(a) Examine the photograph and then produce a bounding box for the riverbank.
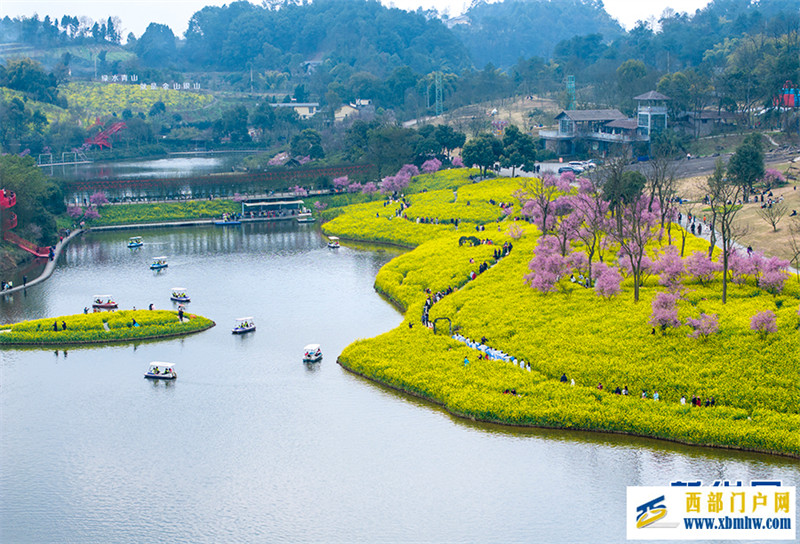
[0,309,215,346]
[322,171,800,457]
[1,228,85,295]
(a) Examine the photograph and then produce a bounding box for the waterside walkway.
[2,228,85,295]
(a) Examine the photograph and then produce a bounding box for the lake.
[1,222,797,543]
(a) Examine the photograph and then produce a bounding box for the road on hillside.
[502,147,798,181]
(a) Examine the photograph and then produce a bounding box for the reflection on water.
[1,222,797,544]
[45,154,246,181]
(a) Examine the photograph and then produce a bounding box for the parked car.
[559,165,583,174]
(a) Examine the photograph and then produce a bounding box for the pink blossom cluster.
[649,291,681,333]
[313,201,327,211]
[379,164,419,194]
[592,262,622,298]
[684,251,721,285]
[83,207,100,220]
[685,313,719,339]
[67,205,83,219]
[291,185,308,196]
[451,156,464,167]
[762,168,786,185]
[347,182,363,193]
[333,176,349,189]
[361,182,378,194]
[653,245,685,291]
[89,192,109,206]
[268,152,289,166]
[750,310,777,337]
[421,158,442,173]
[525,237,568,293]
[296,155,311,165]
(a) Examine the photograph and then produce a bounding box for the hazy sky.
[3,0,712,40]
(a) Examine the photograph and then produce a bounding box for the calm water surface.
[1,223,797,543]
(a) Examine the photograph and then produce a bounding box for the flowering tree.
[333,176,349,190]
[649,291,681,334]
[67,205,84,219]
[291,185,308,196]
[762,168,786,187]
[361,182,378,194]
[396,164,420,179]
[571,179,611,285]
[89,192,109,206]
[551,196,582,257]
[451,156,464,168]
[755,254,790,294]
[728,249,758,285]
[347,182,363,193]
[268,152,289,166]
[297,155,311,165]
[684,250,721,285]
[525,237,569,293]
[505,224,524,240]
[313,201,327,211]
[593,262,622,299]
[421,158,442,173]
[83,207,101,220]
[517,173,570,236]
[610,195,662,302]
[653,245,684,291]
[685,313,719,340]
[750,310,777,339]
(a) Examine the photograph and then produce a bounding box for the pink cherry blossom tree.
[727,249,758,285]
[649,291,681,334]
[83,207,100,220]
[451,156,464,167]
[571,179,611,285]
[525,237,569,293]
[755,254,790,294]
[516,173,569,236]
[361,182,378,194]
[684,250,721,285]
[750,310,777,339]
[610,195,662,302]
[313,201,327,211]
[653,245,684,291]
[333,176,349,190]
[89,192,109,206]
[421,158,442,173]
[593,261,622,299]
[685,313,719,340]
[67,205,84,219]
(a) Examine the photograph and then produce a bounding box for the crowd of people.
[560,373,718,406]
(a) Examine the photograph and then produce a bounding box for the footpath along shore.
[2,228,85,295]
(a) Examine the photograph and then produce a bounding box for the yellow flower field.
[325,170,800,457]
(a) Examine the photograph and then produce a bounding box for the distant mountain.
[451,0,624,69]
[182,0,472,76]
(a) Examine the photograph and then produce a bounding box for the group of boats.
[125,235,323,381]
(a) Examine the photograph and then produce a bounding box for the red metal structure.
[1,189,51,258]
[84,121,127,149]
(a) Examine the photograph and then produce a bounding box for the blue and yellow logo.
[636,495,667,529]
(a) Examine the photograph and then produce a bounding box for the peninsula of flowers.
[322,167,800,457]
[0,310,214,345]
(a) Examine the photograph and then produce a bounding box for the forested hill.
[453,0,623,69]
[181,0,471,75]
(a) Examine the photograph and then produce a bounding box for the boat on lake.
[297,212,315,223]
[150,256,168,270]
[214,213,241,226]
[232,317,256,334]
[92,295,118,309]
[327,236,340,249]
[170,288,190,303]
[303,344,322,362]
[127,236,143,248]
[144,362,177,380]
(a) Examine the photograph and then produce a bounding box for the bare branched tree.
[756,202,788,231]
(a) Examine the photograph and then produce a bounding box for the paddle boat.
[214,213,241,226]
[297,211,316,223]
[232,317,256,334]
[144,362,177,380]
[327,236,340,249]
[127,236,143,248]
[302,344,323,362]
[170,288,190,303]
[150,256,168,270]
[92,295,118,309]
